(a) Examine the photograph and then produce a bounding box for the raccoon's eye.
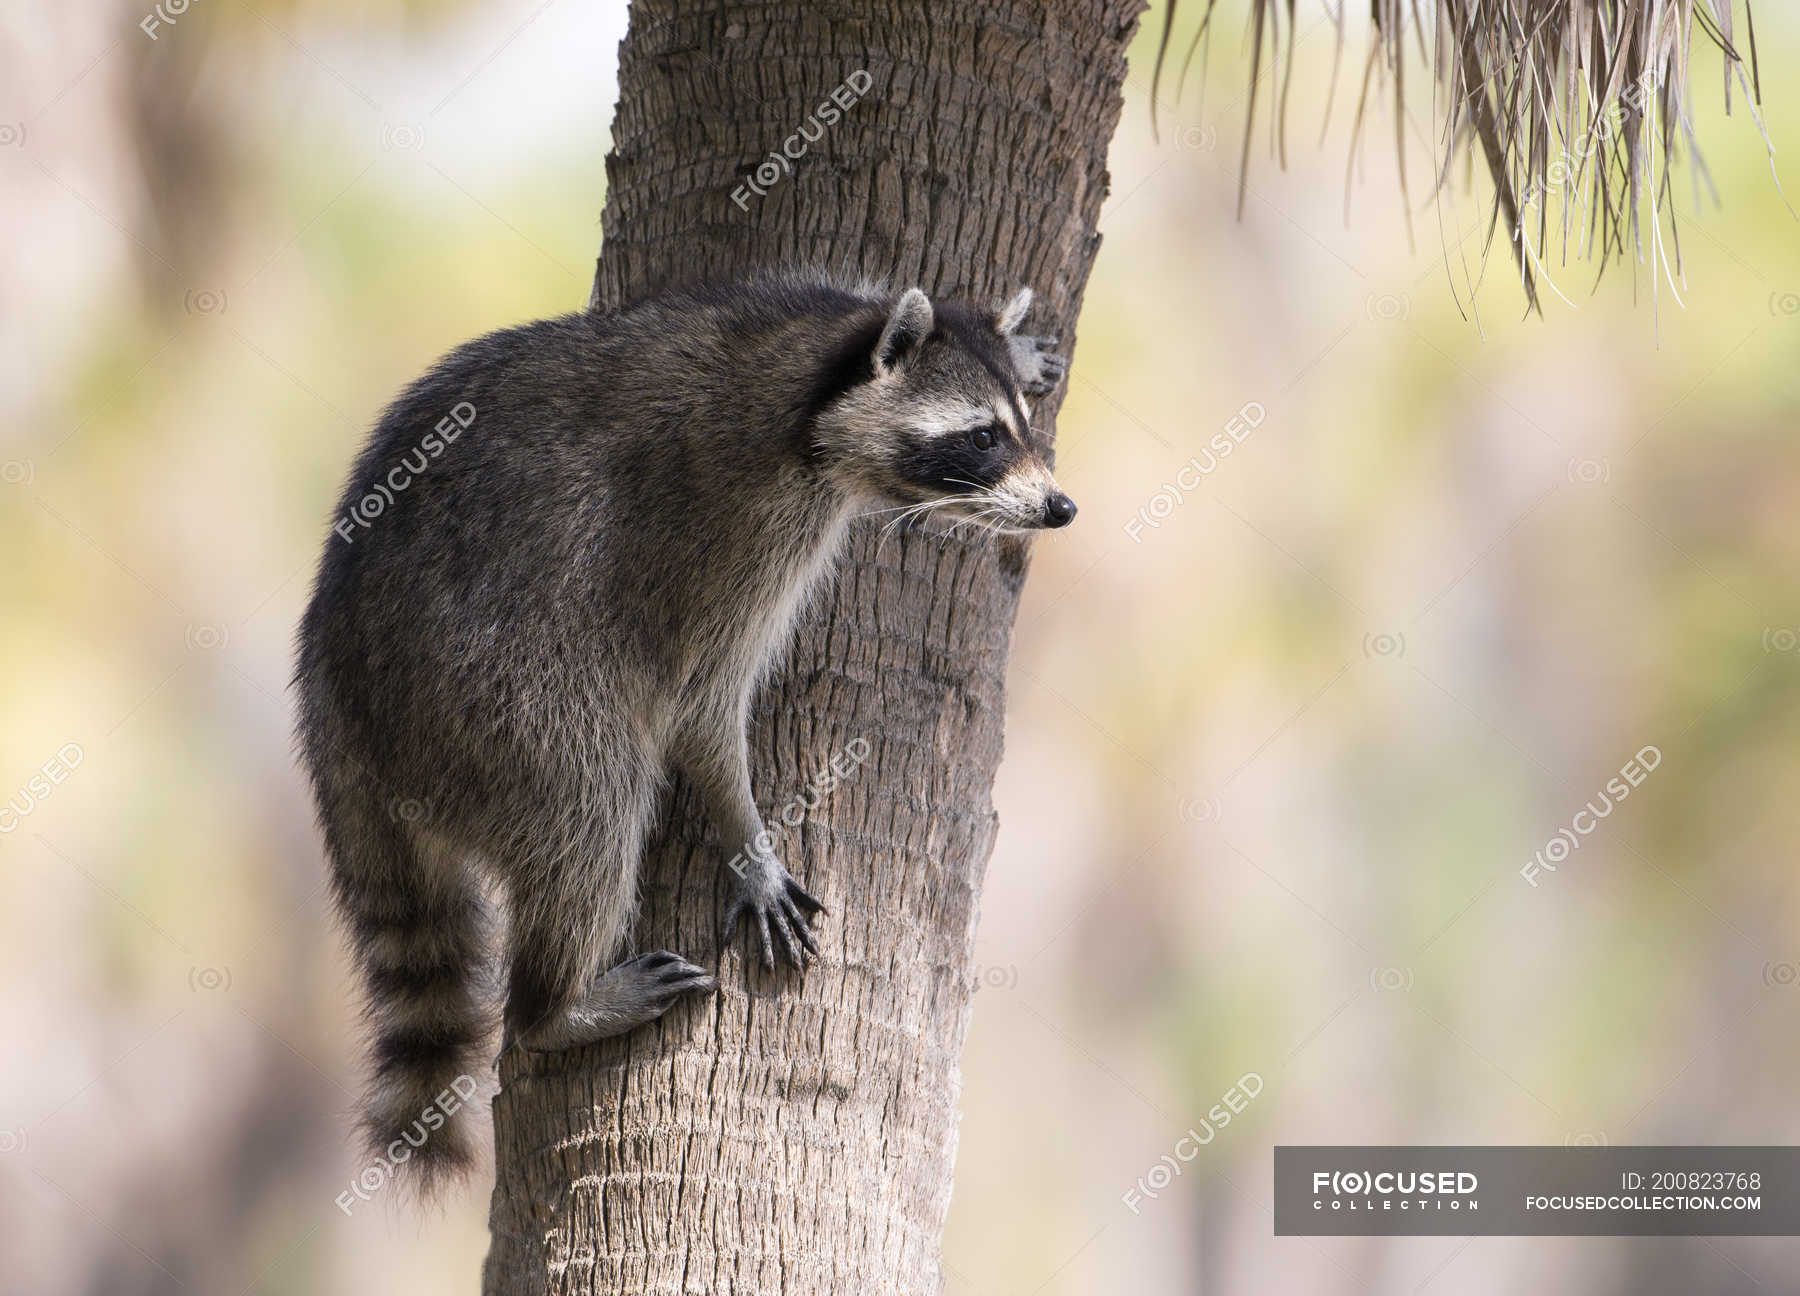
[969,426,995,451]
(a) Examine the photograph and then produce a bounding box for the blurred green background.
[3,2,1798,1292]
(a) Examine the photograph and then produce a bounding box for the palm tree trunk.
[482,2,1141,1291]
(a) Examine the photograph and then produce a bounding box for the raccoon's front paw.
[721,863,824,970]
[1011,334,1068,397]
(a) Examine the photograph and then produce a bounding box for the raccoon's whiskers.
[874,499,941,544]
[973,508,1014,538]
[944,501,1012,541]
[872,494,982,547]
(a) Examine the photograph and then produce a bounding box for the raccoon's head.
[815,286,1077,535]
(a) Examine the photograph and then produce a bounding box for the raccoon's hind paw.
[1014,335,1067,397]
[516,951,716,1051]
[722,865,824,971]
[619,949,715,983]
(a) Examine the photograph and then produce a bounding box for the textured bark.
[482,3,1140,1292]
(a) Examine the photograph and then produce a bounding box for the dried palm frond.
[1155,1,1781,313]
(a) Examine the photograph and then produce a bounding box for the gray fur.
[294,267,1073,1192]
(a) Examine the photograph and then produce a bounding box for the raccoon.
[295,268,1075,1191]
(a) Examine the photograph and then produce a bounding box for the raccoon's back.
[298,277,869,755]
[299,317,654,759]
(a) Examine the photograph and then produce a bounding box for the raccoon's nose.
[1043,493,1077,528]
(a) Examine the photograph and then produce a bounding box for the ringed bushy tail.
[318,784,494,1196]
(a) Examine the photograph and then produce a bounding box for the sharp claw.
[772,914,802,967]
[784,878,824,914]
[789,907,821,957]
[756,911,775,971]
[774,901,797,959]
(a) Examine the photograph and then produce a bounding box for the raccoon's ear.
[995,287,1033,335]
[873,288,933,376]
